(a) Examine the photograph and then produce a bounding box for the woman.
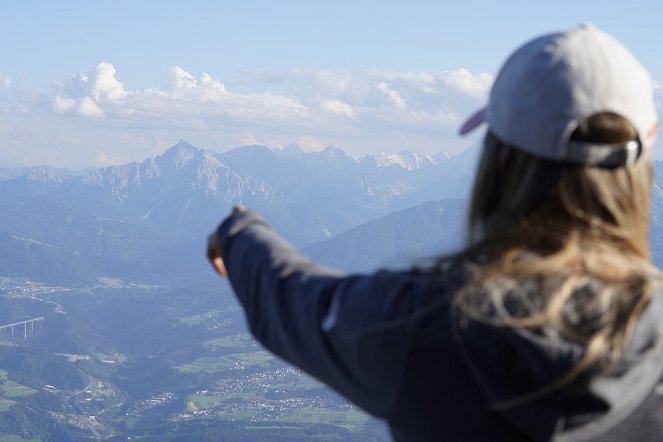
[207,25,662,441]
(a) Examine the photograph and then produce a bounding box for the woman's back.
[207,24,662,441]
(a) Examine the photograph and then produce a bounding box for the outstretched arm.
[206,207,431,418]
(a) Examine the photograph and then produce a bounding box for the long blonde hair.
[456,113,660,398]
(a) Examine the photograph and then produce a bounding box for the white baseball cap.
[460,24,658,167]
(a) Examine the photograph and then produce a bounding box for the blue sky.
[1,0,662,168]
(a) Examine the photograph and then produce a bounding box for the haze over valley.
[0,140,480,440]
[3,140,663,440]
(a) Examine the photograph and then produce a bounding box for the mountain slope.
[304,199,467,273]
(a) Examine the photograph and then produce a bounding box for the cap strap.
[565,140,641,167]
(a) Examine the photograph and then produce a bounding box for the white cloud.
[366,68,493,102]
[170,66,198,91]
[168,67,225,101]
[437,68,493,98]
[78,96,105,118]
[90,62,127,103]
[53,96,76,113]
[52,92,106,118]
[53,62,125,117]
[376,82,406,108]
[320,99,354,118]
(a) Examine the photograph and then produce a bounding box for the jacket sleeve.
[217,209,428,418]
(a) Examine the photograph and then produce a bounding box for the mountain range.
[0,141,478,285]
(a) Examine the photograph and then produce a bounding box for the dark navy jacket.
[217,210,663,441]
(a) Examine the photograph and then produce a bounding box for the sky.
[1,0,662,168]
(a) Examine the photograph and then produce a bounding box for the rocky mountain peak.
[159,140,203,170]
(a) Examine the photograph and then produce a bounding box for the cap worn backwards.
[460,24,658,167]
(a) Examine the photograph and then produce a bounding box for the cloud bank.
[0,62,498,166]
[4,63,659,168]
[48,63,492,135]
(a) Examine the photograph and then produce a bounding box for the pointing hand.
[207,205,246,277]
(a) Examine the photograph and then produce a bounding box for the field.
[203,334,256,349]
[0,435,41,442]
[0,371,36,398]
[177,351,274,373]
[280,407,371,431]
[0,399,16,413]
[178,310,222,326]
[186,390,370,431]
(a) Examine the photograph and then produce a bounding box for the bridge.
[0,317,45,339]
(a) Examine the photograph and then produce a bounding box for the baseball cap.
[460,24,658,167]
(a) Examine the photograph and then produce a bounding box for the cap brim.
[459,107,487,135]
